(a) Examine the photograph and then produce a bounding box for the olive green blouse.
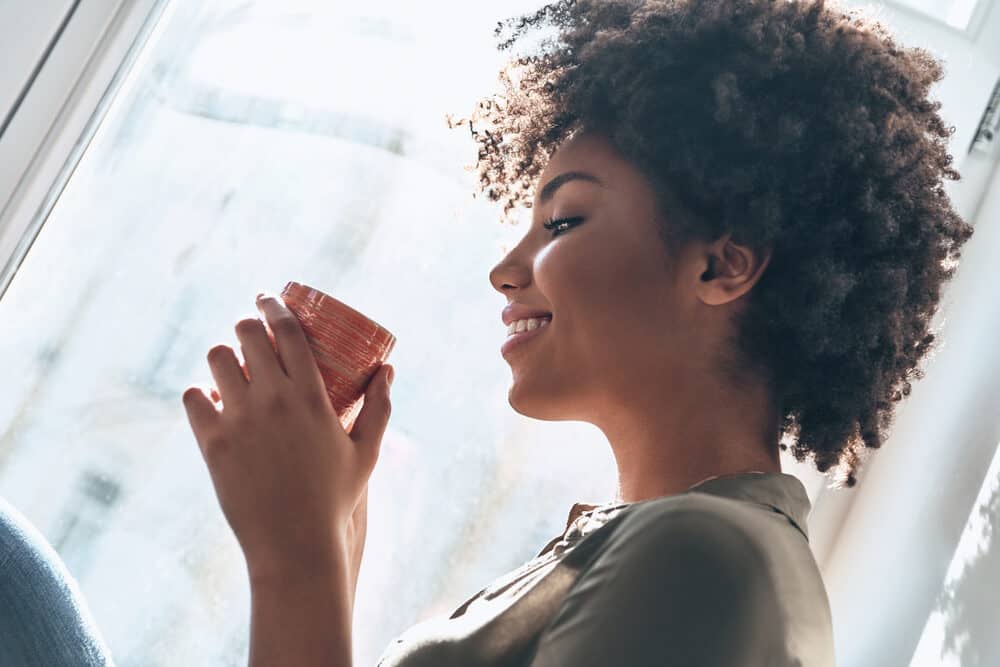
[376,471,835,666]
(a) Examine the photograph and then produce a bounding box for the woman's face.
[489,131,718,426]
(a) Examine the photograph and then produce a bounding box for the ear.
[694,232,772,307]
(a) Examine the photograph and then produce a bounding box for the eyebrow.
[537,170,604,205]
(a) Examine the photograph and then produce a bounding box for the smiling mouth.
[505,315,552,337]
[501,317,551,356]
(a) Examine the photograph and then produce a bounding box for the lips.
[501,317,550,356]
[502,303,553,326]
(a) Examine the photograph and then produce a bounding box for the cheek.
[538,240,656,340]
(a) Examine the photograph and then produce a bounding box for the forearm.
[247,543,354,667]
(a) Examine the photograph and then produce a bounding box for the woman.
[0,0,975,665]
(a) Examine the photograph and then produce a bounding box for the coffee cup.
[276,281,396,433]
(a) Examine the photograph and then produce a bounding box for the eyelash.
[542,216,584,237]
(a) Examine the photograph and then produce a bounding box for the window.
[0,1,629,664]
[885,0,989,31]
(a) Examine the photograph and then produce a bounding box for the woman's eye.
[542,216,584,237]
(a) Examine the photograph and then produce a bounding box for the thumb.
[349,364,394,461]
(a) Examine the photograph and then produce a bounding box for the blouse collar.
[564,470,812,542]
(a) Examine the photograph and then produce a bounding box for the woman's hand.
[181,293,394,584]
[207,390,375,607]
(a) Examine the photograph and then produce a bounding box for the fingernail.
[387,366,395,386]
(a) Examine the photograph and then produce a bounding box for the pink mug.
[276,281,396,433]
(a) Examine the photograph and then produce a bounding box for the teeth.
[507,316,551,335]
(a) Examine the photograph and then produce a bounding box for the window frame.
[884,0,994,38]
[0,0,169,302]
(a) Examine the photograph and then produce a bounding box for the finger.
[207,344,249,403]
[234,316,286,385]
[255,294,326,394]
[256,318,287,375]
[349,364,393,468]
[182,386,220,454]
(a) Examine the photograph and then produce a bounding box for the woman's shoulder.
[596,493,779,573]
[621,493,791,538]
[595,477,813,566]
[566,484,822,603]
[531,492,819,666]
[545,486,835,666]
[574,487,832,631]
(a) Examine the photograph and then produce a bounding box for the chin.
[507,385,541,418]
[507,386,572,422]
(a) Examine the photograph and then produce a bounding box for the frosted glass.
[0,2,618,665]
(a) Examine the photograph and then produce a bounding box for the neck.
[596,376,782,505]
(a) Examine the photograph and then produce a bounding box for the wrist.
[247,547,355,667]
[247,536,351,590]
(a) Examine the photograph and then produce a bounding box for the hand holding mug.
[182,291,395,585]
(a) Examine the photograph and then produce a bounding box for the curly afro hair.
[446,0,975,487]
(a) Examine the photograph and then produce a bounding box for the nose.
[489,242,533,296]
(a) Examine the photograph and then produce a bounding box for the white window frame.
[885,0,994,38]
[0,0,169,301]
